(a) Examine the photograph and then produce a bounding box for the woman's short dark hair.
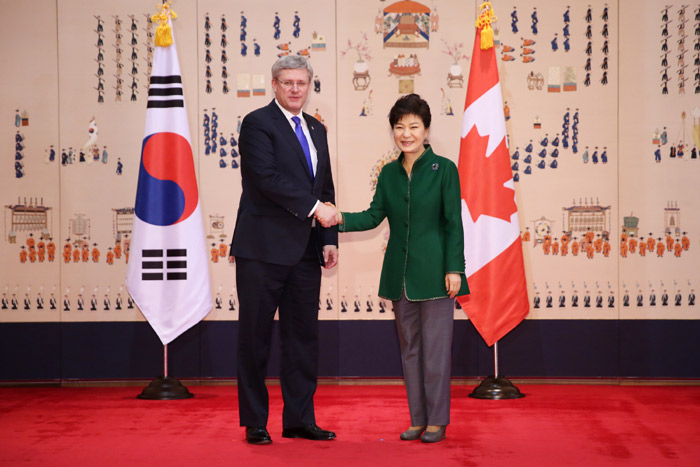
[389,93,431,129]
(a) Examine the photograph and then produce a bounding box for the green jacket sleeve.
[442,162,466,274]
[338,171,388,232]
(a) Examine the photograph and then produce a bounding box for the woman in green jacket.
[334,94,469,443]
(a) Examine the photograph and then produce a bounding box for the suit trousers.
[393,294,454,426]
[236,234,321,429]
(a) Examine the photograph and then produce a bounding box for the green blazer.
[339,146,470,301]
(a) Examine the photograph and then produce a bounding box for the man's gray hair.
[271,55,313,81]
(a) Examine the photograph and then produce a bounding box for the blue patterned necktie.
[291,116,314,180]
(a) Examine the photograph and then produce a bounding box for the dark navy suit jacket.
[231,100,337,266]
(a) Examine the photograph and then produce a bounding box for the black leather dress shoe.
[246,426,272,445]
[282,424,336,440]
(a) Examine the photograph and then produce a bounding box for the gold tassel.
[475,1,497,50]
[481,26,494,49]
[151,1,177,48]
[155,23,174,47]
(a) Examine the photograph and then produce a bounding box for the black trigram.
[147,75,184,108]
[141,249,187,280]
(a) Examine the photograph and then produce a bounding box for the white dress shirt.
[275,99,320,217]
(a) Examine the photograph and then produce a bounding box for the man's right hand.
[314,202,338,228]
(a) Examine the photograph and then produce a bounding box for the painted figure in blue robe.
[273,13,281,39]
[531,9,538,35]
[293,12,300,38]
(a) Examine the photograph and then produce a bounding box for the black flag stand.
[469,341,526,400]
[137,344,194,400]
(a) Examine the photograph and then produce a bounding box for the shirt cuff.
[308,200,320,217]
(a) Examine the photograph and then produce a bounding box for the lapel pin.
[432,163,439,170]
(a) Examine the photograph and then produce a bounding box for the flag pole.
[469,341,525,399]
[129,1,209,401]
[137,343,194,400]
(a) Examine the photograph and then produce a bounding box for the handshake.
[314,201,343,228]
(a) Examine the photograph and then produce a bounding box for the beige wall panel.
[195,0,338,320]
[0,0,698,326]
[52,0,199,322]
[618,0,699,319]
[336,0,472,320]
[0,0,61,322]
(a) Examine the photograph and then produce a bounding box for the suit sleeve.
[441,162,466,274]
[239,113,318,220]
[317,126,338,247]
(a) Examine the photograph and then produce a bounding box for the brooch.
[432,163,439,170]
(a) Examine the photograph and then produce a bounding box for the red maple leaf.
[459,126,517,223]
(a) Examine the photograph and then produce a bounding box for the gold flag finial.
[151,1,178,47]
[475,1,497,50]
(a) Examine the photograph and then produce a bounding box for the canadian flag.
[456,15,529,347]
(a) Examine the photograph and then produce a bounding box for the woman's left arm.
[441,162,466,275]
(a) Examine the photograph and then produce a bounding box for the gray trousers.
[393,294,454,426]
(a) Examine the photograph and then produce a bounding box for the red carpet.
[1,384,699,466]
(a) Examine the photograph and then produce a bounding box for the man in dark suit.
[229,56,338,445]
